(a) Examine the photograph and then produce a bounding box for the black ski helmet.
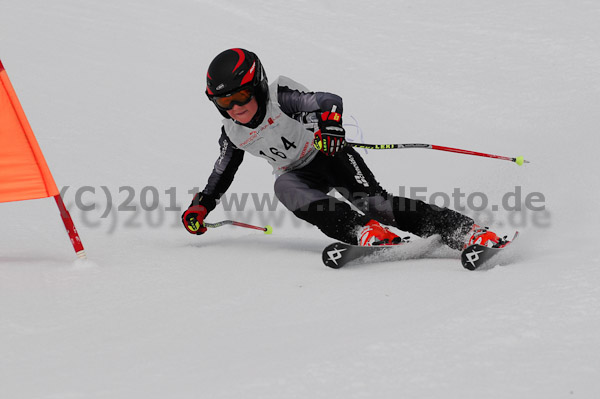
[206,48,268,119]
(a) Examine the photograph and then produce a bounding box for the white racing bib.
[222,77,319,175]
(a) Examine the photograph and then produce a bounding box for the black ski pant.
[274,147,474,249]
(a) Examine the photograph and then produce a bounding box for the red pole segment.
[54,195,86,259]
[348,142,529,165]
[230,221,268,231]
[204,220,273,234]
[430,144,515,162]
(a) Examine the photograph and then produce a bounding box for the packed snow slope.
[1,1,599,398]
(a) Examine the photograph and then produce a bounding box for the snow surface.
[1,0,600,398]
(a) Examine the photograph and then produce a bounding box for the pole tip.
[515,156,527,166]
[264,225,273,235]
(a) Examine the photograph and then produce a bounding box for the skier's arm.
[278,85,346,156]
[199,127,245,210]
[182,128,244,234]
[277,85,343,115]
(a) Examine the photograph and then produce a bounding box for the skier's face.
[227,97,258,124]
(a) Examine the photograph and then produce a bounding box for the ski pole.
[348,142,529,165]
[203,220,273,234]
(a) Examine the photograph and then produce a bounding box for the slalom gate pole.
[203,220,273,235]
[348,142,529,165]
[54,194,87,259]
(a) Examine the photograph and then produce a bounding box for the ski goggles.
[211,88,254,110]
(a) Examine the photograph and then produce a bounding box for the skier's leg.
[330,147,474,250]
[326,148,395,222]
[291,198,369,245]
[391,196,474,250]
[274,160,369,245]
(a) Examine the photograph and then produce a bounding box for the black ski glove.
[314,106,345,156]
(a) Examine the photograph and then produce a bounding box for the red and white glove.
[314,107,345,156]
[182,205,208,235]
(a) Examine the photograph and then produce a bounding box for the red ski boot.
[465,225,509,249]
[358,220,403,246]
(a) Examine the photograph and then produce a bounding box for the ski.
[460,232,519,270]
[322,235,455,269]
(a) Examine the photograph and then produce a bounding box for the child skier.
[182,48,504,249]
